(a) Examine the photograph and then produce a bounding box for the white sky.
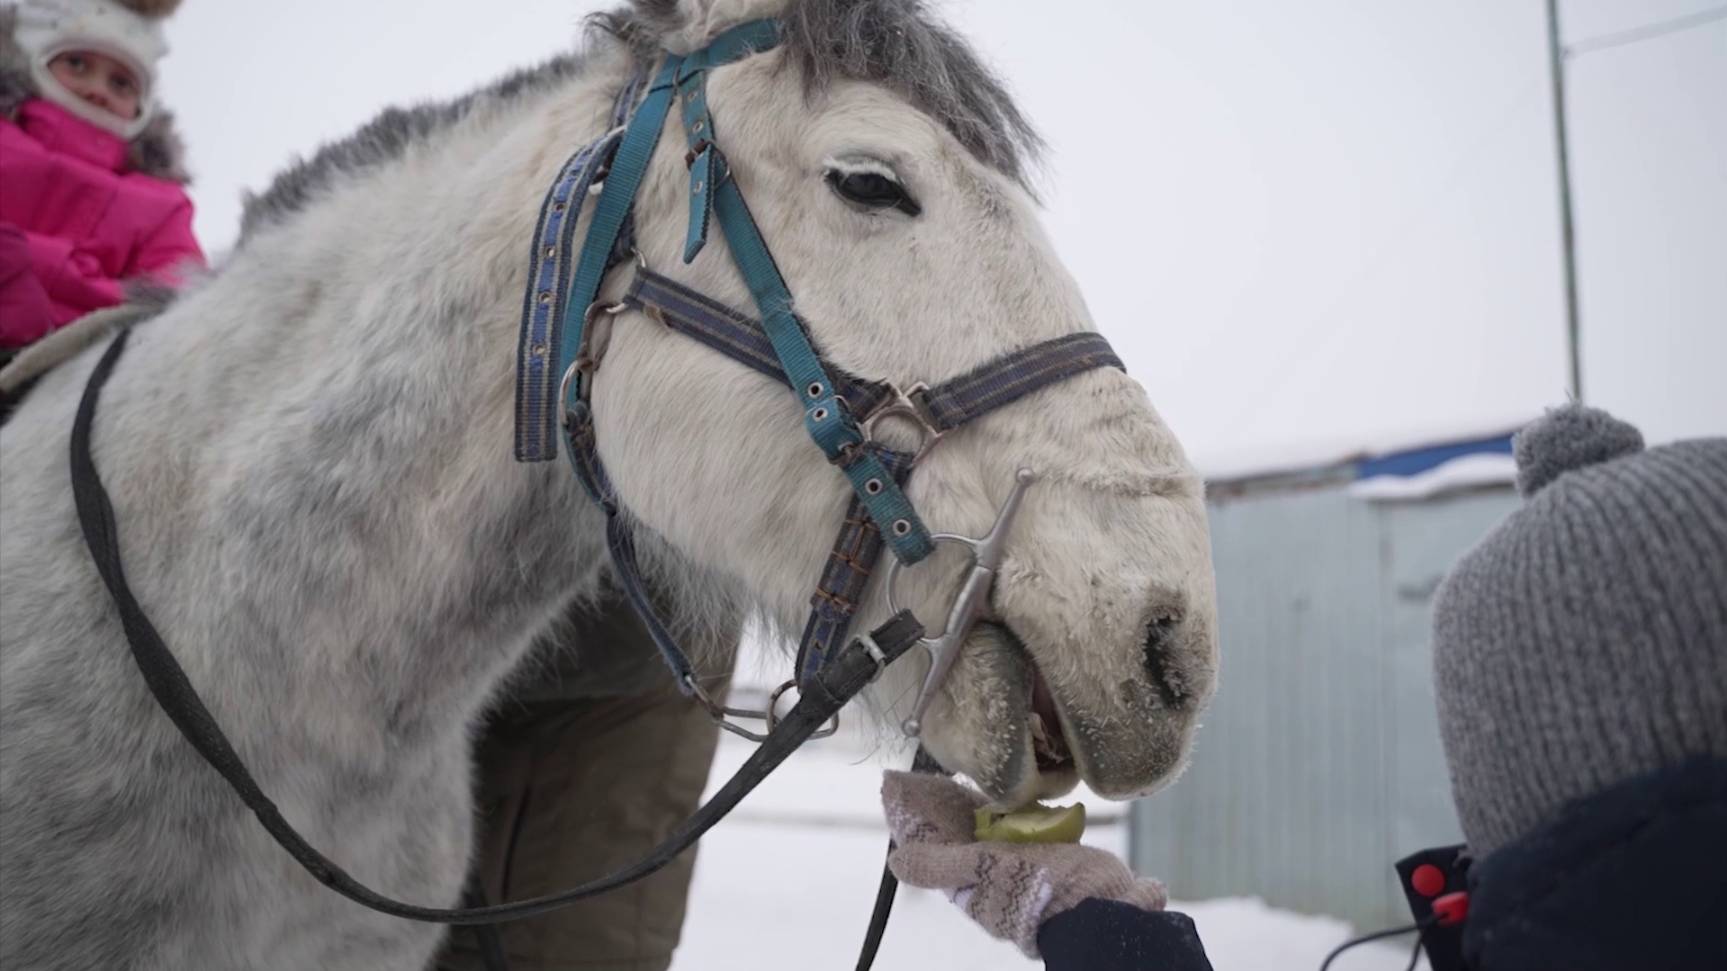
[156,1,1726,477]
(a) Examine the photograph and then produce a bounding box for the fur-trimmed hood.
[0,4,189,183]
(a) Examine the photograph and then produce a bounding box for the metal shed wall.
[1130,484,1519,929]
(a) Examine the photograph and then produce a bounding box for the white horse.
[0,1,1218,967]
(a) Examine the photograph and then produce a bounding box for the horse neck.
[103,62,643,731]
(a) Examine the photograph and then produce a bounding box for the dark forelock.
[592,0,1044,186]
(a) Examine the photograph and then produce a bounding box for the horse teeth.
[1030,712,1058,760]
[1030,710,1073,767]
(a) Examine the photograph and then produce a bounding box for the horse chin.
[919,617,1205,805]
[918,623,1081,807]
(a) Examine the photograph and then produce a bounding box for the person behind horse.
[434,602,741,971]
[0,0,204,354]
[885,404,1726,970]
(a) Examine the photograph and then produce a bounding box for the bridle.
[67,19,1123,969]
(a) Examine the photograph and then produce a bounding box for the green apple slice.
[973,802,1087,844]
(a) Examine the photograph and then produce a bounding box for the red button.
[1410,863,1447,898]
[1433,891,1470,927]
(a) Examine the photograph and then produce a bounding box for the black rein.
[67,327,923,931]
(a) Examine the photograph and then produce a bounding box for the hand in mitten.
[882,770,1167,957]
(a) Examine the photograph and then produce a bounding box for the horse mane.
[236,50,591,243]
[239,0,1042,244]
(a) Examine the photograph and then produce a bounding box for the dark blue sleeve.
[1037,899,1214,971]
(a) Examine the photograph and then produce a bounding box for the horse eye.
[825,168,921,217]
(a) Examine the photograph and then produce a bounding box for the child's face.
[47,50,141,122]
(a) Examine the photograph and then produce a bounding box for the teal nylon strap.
[687,16,781,67]
[555,55,684,409]
[675,17,776,262]
[556,20,785,410]
[679,67,718,262]
[673,21,778,262]
[672,27,934,563]
[684,146,717,262]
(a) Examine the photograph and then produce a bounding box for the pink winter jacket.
[0,98,205,347]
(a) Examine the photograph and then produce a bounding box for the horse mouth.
[1029,663,1075,775]
[920,615,1204,806]
[923,621,1082,806]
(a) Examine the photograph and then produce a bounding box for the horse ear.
[113,0,184,16]
[646,0,786,52]
[623,0,685,29]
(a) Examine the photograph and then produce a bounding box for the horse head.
[582,0,1218,804]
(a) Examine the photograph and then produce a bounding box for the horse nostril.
[1142,615,1188,708]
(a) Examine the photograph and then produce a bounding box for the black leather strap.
[853,747,948,970]
[70,328,925,927]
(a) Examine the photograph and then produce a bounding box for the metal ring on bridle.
[557,359,584,426]
[558,248,647,420]
[764,679,840,739]
[680,675,839,743]
[586,298,628,324]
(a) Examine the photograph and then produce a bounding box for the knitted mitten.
[881,770,1167,956]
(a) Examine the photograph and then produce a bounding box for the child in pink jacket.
[0,0,204,350]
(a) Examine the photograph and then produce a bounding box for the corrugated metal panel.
[1130,486,1518,928]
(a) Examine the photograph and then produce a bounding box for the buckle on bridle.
[861,383,942,465]
[856,632,889,682]
[829,437,865,469]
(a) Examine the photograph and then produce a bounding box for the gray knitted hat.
[1431,405,1727,858]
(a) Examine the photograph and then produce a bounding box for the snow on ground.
[672,731,1425,970]
[1347,452,1517,502]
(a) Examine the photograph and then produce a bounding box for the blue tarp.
[1353,433,1514,481]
